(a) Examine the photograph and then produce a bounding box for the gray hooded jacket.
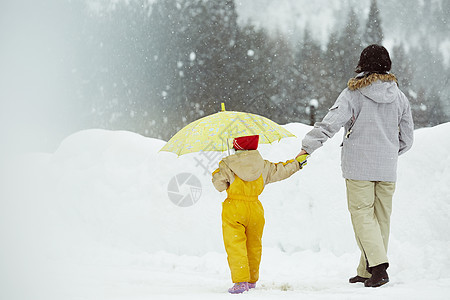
[302,73,414,182]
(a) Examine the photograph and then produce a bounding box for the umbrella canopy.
[160,103,295,156]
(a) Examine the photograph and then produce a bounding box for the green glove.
[295,154,309,169]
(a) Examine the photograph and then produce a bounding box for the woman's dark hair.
[355,44,391,73]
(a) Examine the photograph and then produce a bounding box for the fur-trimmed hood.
[347,73,399,104]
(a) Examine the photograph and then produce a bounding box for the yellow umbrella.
[160,103,295,156]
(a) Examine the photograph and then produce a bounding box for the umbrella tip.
[221,102,225,112]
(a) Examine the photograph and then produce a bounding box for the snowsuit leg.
[222,198,264,283]
[246,200,265,283]
[346,179,394,276]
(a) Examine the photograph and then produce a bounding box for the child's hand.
[295,154,309,169]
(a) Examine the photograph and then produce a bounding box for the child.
[212,135,308,294]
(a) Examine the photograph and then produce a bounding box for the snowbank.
[1,123,449,300]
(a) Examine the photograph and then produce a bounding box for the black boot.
[364,263,389,287]
[349,275,369,283]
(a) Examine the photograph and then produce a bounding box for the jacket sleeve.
[263,159,300,185]
[302,89,353,154]
[398,96,414,155]
[211,161,234,192]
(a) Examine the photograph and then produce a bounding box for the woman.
[297,44,414,287]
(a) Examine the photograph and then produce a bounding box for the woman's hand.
[296,149,308,158]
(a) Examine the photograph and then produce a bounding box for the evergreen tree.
[409,42,448,125]
[322,30,342,111]
[147,0,185,139]
[363,0,383,46]
[443,0,450,32]
[427,90,446,127]
[75,0,448,139]
[228,23,272,114]
[191,0,238,111]
[391,43,414,92]
[410,87,427,128]
[261,30,297,123]
[444,67,450,120]
[146,0,242,139]
[336,8,362,88]
[173,0,240,121]
[294,26,324,123]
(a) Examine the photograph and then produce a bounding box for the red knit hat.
[233,135,259,150]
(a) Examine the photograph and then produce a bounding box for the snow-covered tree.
[334,8,362,87]
[321,30,343,111]
[72,0,448,139]
[363,0,383,46]
[294,26,325,123]
[391,43,413,91]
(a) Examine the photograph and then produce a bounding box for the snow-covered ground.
[1,122,450,300]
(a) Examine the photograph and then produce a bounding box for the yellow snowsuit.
[212,150,300,283]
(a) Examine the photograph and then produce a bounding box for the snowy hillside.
[1,122,450,300]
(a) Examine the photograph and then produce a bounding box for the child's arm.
[212,161,234,192]
[262,158,301,185]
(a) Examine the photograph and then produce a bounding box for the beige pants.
[346,179,395,278]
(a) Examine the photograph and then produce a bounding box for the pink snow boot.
[228,282,249,294]
[248,282,256,289]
